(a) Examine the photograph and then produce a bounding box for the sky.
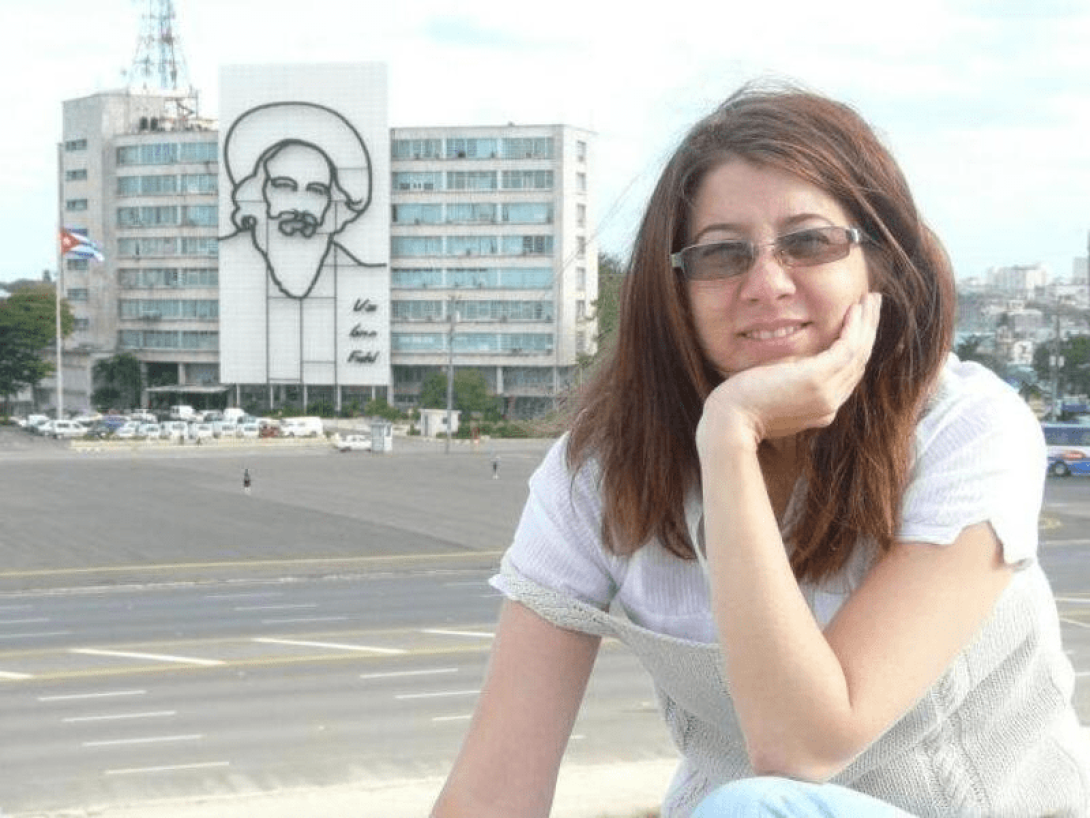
[3,0,1089,283]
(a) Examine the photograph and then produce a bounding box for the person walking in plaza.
[432,82,1089,817]
[242,468,251,496]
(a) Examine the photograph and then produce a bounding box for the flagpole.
[55,259,63,419]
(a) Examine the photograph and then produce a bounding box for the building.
[54,65,596,419]
[985,263,1049,298]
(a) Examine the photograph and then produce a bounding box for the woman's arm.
[698,295,1012,780]
[432,599,601,818]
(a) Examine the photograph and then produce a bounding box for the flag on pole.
[60,227,104,262]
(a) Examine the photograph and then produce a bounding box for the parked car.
[51,419,88,439]
[137,422,162,439]
[1047,454,1090,478]
[338,434,372,452]
[114,422,140,439]
[237,422,261,439]
[215,420,238,438]
[280,416,324,438]
[188,422,214,442]
[160,421,189,441]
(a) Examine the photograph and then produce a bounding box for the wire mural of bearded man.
[218,99,387,388]
[222,102,380,298]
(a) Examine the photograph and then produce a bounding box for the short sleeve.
[490,435,624,610]
[898,357,1045,567]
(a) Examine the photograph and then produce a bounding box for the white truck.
[279,416,324,438]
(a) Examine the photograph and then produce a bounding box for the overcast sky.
[4,0,1089,282]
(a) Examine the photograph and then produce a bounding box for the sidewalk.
[11,759,677,818]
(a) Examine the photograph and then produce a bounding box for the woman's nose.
[737,246,796,301]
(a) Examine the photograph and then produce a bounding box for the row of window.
[117,205,218,228]
[393,170,556,192]
[116,141,218,166]
[119,267,219,288]
[118,173,218,196]
[392,137,558,161]
[392,202,553,226]
[391,299,554,322]
[119,299,219,320]
[392,364,556,388]
[119,329,219,350]
[392,332,553,353]
[66,199,88,211]
[118,237,218,258]
[392,235,553,258]
[64,139,88,152]
[392,267,553,289]
[65,169,88,181]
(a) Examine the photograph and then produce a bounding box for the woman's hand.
[696,293,882,455]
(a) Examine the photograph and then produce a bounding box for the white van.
[169,405,195,421]
[280,416,324,438]
[222,407,247,424]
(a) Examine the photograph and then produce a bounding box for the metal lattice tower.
[129,0,192,92]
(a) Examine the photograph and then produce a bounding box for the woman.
[432,83,1089,817]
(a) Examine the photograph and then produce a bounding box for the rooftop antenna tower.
[127,0,199,125]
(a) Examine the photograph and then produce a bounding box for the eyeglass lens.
[682,226,855,280]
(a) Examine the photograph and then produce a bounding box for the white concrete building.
[53,64,596,419]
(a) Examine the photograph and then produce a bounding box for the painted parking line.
[0,617,51,625]
[260,615,349,625]
[234,603,318,611]
[254,637,406,655]
[105,760,229,776]
[83,734,203,748]
[71,648,224,667]
[395,689,479,700]
[420,628,495,639]
[0,670,34,680]
[1060,618,1090,630]
[1057,597,1090,604]
[360,668,459,681]
[39,689,147,702]
[0,631,72,640]
[432,713,472,723]
[63,711,176,723]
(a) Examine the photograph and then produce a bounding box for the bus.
[1042,422,1090,477]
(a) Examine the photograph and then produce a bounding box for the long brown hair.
[569,82,955,582]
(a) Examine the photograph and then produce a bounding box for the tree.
[595,251,624,347]
[1034,335,1090,400]
[419,369,496,415]
[955,334,1005,379]
[0,284,73,411]
[92,353,144,411]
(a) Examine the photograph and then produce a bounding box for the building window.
[577,235,586,258]
[447,236,500,257]
[64,139,88,152]
[446,138,499,159]
[501,137,554,160]
[502,203,552,224]
[392,138,442,160]
[66,258,90,271]
[391,236,444,257]
[446,203,497,224]
[576,172,587,192]
[577,203,586,228]
[65,199,88,211]
[577,266,586,290]
[66,288,89,301]
[120,299,219,320]
[576,300,586,320]
[392,204,443,225]
[576,140,587,162]
[501,235,553,256]
[65,169,88,181]
[501,170,554,190]
[391,300,445,321]
[74,318,91,332]
[392,171,442,191]
[447,170,498,190]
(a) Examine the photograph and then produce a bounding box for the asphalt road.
[0,427,1088,815]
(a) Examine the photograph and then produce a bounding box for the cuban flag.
[60,227,104,262]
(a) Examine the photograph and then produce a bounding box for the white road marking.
[1056,597,1090,604]
[0,631,72,640]
[83,734,203,748]
[105,761,230,776]
[234,603,318,611]
[260,616,348,625]
[0,670,33,680]
[1060,617,1090,630]
[254,637,406,655]
[396,689,479,700]
[360,668,459,681]
[39,689,147,702]
[432,714,472,723]
[421,628,494,639]
[64,710,176,723]
[71,648,224,666]
[205,592,283,600]
[0,605,33,612]
[0,617,51,625]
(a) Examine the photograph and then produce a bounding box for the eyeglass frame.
[669,225,870,281]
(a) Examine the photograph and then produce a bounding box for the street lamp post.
[445,295,458,454]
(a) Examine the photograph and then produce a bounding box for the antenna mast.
[128,0,199,125]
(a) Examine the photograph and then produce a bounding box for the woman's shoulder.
[918,354,1043,449]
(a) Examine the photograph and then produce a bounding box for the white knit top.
[491,356,1090,816]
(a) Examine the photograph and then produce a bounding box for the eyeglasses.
[670,226,868,281]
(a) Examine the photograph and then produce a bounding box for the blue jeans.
[692,777,916,817]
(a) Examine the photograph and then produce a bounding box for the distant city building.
[52,64,596,418]
[985,263,1049,298]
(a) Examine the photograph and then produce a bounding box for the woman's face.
[685,159,871,378]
